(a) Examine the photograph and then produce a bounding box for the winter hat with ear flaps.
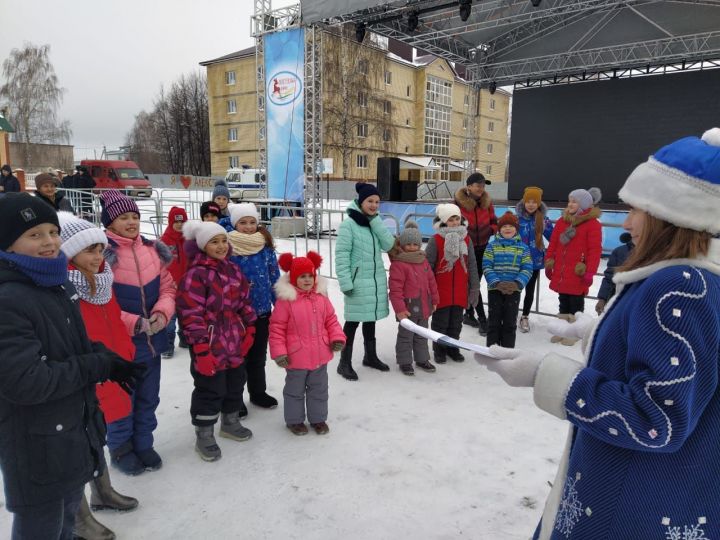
[279,251,322,286]
[619,128,720,235]
[182,220,227,251]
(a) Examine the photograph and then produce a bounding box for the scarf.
[68,262,113,305]
[0,250,68,287]
[348,208,371,227]
[559,209,589,245]
[391,249,426,264]
[435,225,468,272]
[228,231,265,256]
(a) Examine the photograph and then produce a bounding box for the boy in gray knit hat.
[388,221,439,375]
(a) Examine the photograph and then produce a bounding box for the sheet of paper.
[399,318,495,357]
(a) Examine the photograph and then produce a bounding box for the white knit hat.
[433,203,462,229]
[230,203,260,227]
[183,220,227,250]
[57,211,108,260]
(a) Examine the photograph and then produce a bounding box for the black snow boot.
[477,311,489,337]
[462,310,479,327]
[337,346,358,381]
[362,339,389,372]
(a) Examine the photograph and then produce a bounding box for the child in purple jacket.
[388,221,439,376]
[176,221,256,462]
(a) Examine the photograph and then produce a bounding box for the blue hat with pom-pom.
[619,128,720,234]
[212,179,230,200]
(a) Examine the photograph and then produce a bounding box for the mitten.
[108,357,147,395]
[192,343,219,376]
[474,346,544,387]
[240,326,256,356]
[581,272,594,287]
[274,355,290,368]
[595,299,606,315]
[547,311,595,340]
[331,341,345,352]
[134,317,153,336]
[149,312,167,335]
[468,288,480,307]
[574,262,587,276]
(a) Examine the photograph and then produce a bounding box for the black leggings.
[343,321,375,350]
[521,270,540,316]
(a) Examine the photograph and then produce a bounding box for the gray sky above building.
[1,0,295,158]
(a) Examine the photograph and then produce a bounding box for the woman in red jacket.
[160,206,189,358]
[544,188,602,345]
[58,212,139,539]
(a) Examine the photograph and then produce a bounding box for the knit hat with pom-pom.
[568,187,602,211]
[497,211,519,230]
[398,220,422,246]
[212,179,230,200]
[182,220,227,251]
[278,251,322,286]
[619,128,720,234]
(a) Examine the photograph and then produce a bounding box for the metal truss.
[253,2,300,37]
[462,65,480,174]
[304,26,324,235]
[254,1,272,197]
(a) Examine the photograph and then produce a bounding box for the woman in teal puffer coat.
[335,183,395,381]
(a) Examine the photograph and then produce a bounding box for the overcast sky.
[1,0,295,158]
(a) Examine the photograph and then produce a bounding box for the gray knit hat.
[58,211,107,259]
[212,179,230,199]
[399,220,422,246]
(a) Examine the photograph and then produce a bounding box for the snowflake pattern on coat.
[555,473,584,537]
[665,523,709,540]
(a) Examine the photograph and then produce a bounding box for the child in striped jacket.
[482,211,533,348]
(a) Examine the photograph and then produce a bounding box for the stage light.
[530,0,542,6]
[356,22,366,43]
[459,0,472,22]
[407,11,419,32]
[489,81,497,94]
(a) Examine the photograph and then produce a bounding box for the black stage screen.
[507,69,720,204]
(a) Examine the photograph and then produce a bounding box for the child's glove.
[468,288,480,307]
[192,343,219,376]
[331,341,345,352]
[474,346,543,388]
[574,262,587,276]
[240,326,256,356]
[595,299,606,315]
[134,317,154,336]
[148,312,167,335]
[274,355,290,368]
[107,357,147,395]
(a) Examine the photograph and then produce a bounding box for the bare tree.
[323,27,396,181]
[0,43,72,169]
[125,71,210,175]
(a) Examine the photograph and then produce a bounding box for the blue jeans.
[11,486,83,540]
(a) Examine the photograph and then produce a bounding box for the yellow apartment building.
[200,30,510,184]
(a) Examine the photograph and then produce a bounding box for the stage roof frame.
[301,0,720,87]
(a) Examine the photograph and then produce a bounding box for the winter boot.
[135,447,162,472]
[161,349,174,359]
[399,364,415,376]
[477,312,489,337]
[109,442,144,476]
[287,423,309,436]
[518,316,530,333]
[89,467,139,512]
[250,393,278,409]
[550,313,573,343]
[195,425,222,461]
[362,339,390,372]
[239,401,249,419]
[219,411,253,442]
[432,343,447,364]
[447,349,465,362]
[462,310,479,327]
[416,361,437,373]
[337,346,358,381]
[311,422,330,435]
[73,493,116,540]
[560,337,579,346]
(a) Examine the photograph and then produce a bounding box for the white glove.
[546,312,595,340]
[148,313,167,335]
[474,345,544,387]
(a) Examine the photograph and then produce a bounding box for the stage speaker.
[400,180,418,201]
[377,157,401,201]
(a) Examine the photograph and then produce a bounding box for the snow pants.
[558,293,585,315]
[395,315,431,366]
[189,351,246,427]
[242,314,270,400]
[283,365,328,425]
[431,305,464,357]
[465,244,487,321]
[106,353,161,452]
[487,289,521,348]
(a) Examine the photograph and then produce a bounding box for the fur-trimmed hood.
[562,205,602,225]
[274,273,329,301]
[515,200,549,219]
[455,187,492,211]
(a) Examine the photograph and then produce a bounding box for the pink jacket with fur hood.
[269,275,345,370]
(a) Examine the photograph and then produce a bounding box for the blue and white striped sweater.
[482,234,533,289]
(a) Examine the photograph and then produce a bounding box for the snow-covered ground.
[0,193,605,539]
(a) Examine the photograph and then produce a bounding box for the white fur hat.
[230,203,260,227]
[183,220,227,250]
[57,211,108,260]
[433,203,462,229]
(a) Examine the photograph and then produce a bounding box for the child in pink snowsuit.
[269,251,345,436]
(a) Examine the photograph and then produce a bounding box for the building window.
[358,59,368,75]
[488,121,495,132]
[225,71,236,85]
[405,146,409,153]
[406,85,411,97]
[228,128,238,142]
[486,164,492,175]
[490,98,496,110]
[384,70,392,85]
[426,76,452,107]
[358,91,368,108]
[356,154,368,169]
[487,143,493,154]
[383,100,391,115]
[406,118,410,126]
[227,100,237,114]
[357,123,368,138]
[383,129,391,142]
[229,156,239,168]
[425,105,451,132]
[424,131,450,156]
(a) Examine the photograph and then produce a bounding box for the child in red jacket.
[58,212,139,538]
[388,221,439,376]
[176,221,257,462]
[160,206,188,358]
[544,187,602,345]
[269,252,345,436]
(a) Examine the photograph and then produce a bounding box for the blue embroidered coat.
[532,244,720,540]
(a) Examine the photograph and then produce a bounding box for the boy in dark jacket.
[0,193,142,539]
[595,232,634,314]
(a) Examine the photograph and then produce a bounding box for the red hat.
[168,206,188,223]
[278,251,323,286]
[497,211,519,230]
